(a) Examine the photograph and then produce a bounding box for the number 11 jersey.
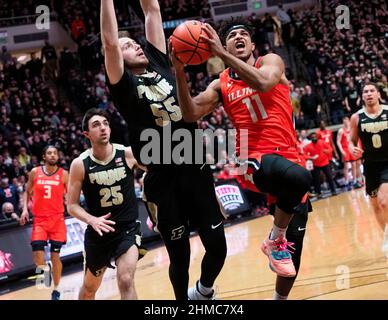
[219,57,297,159]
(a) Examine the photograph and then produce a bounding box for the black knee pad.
[31,240,47,252]
[277,164,312,213]
[253,154,312,213]
[50,240,64,253]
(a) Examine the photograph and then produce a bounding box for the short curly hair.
[218,17,254,45]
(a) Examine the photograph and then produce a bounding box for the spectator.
[276,3,291,48]
[304,132,337,197]
[327,83,346,124]
[344,81,361,114]
[71,14,87,42]
[41,40,58,81]
[25,52,43,79]
[300,85,321,128]
[1,202,19,222]
[262,13,279,49]
[0,46,12,65]
[0,175,19,213]
[206,56,226,80]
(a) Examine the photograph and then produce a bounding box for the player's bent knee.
[117,272,135,291]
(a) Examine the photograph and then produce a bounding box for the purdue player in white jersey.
[67,108,146,300]
[349,83,388,255]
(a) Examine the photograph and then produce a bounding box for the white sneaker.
[188,281,215,300]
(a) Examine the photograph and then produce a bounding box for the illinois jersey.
[316,129,334,160]
[32,166,66,217]
[339,127,358,162]
[219,57,297,159]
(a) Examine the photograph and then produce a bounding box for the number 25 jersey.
[80,144,138,224]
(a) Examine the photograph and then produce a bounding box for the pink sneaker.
[261,235,296,277]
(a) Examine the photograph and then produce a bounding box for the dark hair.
[362,82,380,92]
[82,108,110,131]
[42,144,59,156]
[219,17,253,45]
[101,31,131,56]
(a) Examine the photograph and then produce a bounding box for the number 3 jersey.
[80,144,138,225]
[357,105,388,162]
[32,166,65,217]
[219,57,297,159]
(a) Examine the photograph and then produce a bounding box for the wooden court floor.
[1,188,388,300]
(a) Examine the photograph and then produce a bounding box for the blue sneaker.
[51,290,60,300]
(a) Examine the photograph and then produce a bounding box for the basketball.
[171,20,212,65]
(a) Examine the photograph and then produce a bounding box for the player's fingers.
[95,228,103,236]
[102,224,115,232]
[199,35,212,43]
[102,212,111,219]
[202,24,215,37]
[104,219,116,225]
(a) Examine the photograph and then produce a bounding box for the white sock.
[197,280,213,295]
[270,224,288,240]
[274,291,288,300]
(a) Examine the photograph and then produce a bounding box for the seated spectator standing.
[327,83,346,125]
[304,132,337,198]
[300,85,321,129]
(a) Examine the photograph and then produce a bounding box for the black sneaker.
[51,290,60,300]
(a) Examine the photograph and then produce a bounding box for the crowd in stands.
[1,0,387,221]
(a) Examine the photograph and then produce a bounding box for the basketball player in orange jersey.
[316,120,339,162]
[170,19,312,300]
[336,116,363,189]
[20,145,68,300]
[349,83,388,255]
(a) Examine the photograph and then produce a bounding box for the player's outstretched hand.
[89,213,116,236]
[200,23,226,58]
[20,210,29,226]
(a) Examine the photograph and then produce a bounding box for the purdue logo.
[89,167,127,186]
[171,226,185,240]
[137,77,173,102]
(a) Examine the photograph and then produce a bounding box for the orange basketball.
[171,20,211,65]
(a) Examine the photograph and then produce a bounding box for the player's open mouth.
[235,41,245,49]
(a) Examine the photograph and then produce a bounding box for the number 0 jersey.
[219,57,297,159]
[32,166,65,217]
[358,105,388,162]
[80,144,138,224]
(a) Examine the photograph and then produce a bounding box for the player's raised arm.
[67,158,115,236]
[140,0,166,54]
[201,23,285,93]
[100,0,124,84]
[170,44,220,122]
